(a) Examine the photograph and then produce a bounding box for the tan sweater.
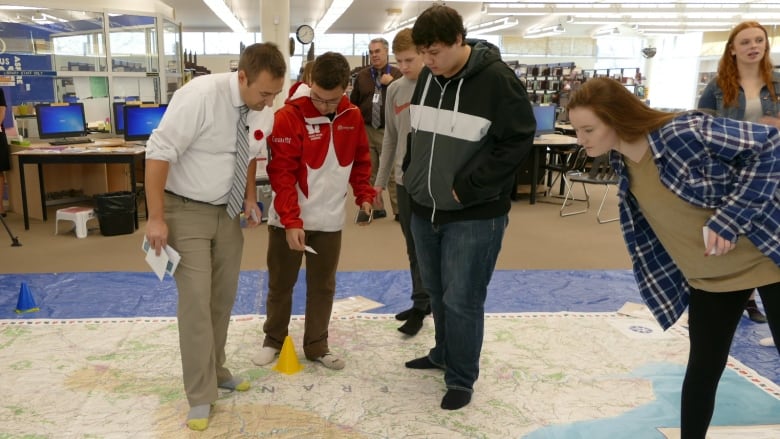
[625,149,780,292]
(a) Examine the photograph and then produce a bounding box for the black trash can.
[94,191,135,236]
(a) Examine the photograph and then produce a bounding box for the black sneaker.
[398,309,426,336]
[373,209,387,219]
[395,304,431,321]
[395,307,414,321]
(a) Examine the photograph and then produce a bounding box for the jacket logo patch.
[306,123,323,141]
[337,125,354,130]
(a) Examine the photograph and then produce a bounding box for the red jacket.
[266,83,374,231]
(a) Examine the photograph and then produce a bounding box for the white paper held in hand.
[142,236,181,281]
[702,226,717,256]
[304,245,318,254]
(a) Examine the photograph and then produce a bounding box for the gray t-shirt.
[743,97,763,123]
[376,76,416,187]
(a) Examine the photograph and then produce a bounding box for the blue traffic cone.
[15,282,39,314]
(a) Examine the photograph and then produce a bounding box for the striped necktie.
[227,105,250,218]
[371,68,382,128]
[371,88,382,128]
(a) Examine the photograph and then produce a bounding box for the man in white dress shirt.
[144,43,285,431]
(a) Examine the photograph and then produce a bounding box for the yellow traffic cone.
[273,335,304,375]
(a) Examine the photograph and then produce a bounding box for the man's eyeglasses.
[310,94,340,107]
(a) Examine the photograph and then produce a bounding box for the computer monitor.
[112,102,126,135]
[34,103,88,139]
[124,104,167,142]
[532,104,557,137]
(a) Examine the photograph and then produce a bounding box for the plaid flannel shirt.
[611,111,780,329]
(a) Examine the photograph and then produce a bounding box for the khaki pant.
[165,192,243,406]
[365,124,398,215]
[263,225,342,359]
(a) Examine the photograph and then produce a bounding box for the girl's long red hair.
[717,21,777,108]
[567,77,676,143]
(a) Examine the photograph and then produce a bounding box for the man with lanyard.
[350,37,401,219]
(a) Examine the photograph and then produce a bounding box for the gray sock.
[186,404,211,430]
[218,377,250,391]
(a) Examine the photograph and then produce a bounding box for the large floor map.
[1,313,778,438]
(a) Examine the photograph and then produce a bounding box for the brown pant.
[165,192,243,406]
[263,225,342,360]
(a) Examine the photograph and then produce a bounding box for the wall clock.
[296,24,314,45]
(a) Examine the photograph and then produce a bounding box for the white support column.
[260,0,291,108]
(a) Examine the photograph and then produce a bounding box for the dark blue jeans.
[411,213,508,392]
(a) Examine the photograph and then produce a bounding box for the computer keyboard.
[48,137,95,146]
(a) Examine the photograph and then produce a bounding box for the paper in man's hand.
[142,236,180,281]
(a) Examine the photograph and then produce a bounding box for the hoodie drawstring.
[416,75,432,129]
[450,78,464,132]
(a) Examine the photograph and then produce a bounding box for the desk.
[555,123,575,136]
[515,134,579,205]
[14,141,145,230]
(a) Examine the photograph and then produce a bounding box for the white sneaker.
[251,346,280,366]
[316,353,345,370]
[759,337,775,347]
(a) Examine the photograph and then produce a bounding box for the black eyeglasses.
[310,93,340,107]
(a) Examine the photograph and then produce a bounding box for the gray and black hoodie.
[403,39,536,224]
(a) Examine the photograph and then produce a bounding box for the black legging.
[681,282,780,439]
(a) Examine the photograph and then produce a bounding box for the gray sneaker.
[315,353,345,370]
[251,346,280,366]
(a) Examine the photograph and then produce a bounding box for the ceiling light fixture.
[315,0,353,35]
[523,24,566,39]
[483,2,780,24]
[31,12,66,24]
[470,17,519,36]
[383,7,403,31]
[0,6,42,10]
[41,12,66,23]
[384,16,417,34]
[30,14,53,24]
[202,0,246,33]
[591,26,620,38]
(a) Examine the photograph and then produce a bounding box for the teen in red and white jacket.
[255,53,375,371]
[266,81,374,232]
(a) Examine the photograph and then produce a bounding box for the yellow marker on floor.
[273,335,304,375]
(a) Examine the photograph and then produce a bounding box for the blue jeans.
[411,213,508,392]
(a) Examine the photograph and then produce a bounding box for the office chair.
[543,140,582,199]
[559,150,619,224]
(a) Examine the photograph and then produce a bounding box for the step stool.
[55,207,97,239]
